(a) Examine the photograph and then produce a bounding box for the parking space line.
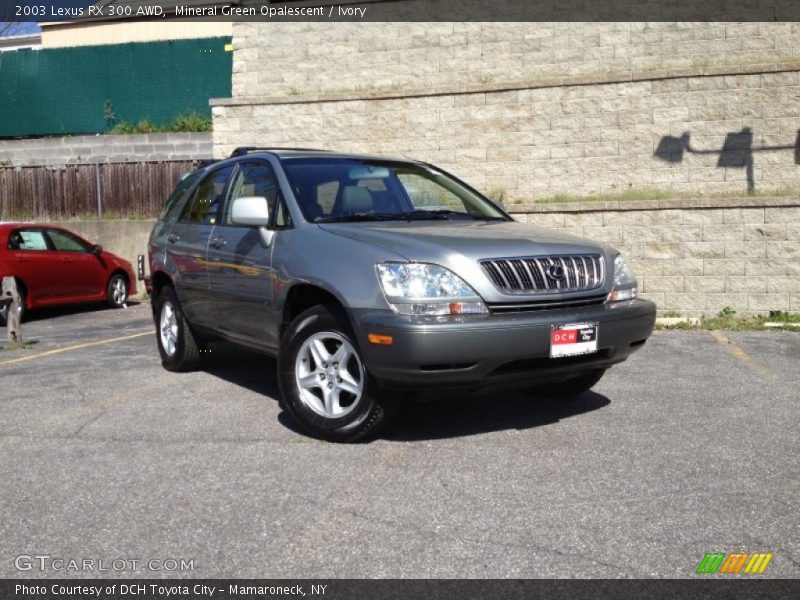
[709,330,800,404]
[0,330,153,366]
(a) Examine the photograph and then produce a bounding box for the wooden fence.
[0,161,199,220]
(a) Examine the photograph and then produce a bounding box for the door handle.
[167,233,180,244]
[209,236,227,249]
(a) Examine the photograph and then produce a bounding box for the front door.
[206,161,278,346]
[44,228,107,298]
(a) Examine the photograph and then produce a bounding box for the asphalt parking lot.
[0,302,797,579]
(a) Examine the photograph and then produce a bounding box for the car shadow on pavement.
[383,391,610,442]
[203,342,611,441]
[201,343,313,436]
[22,300,142,323]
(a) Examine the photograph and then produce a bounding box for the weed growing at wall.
[110,112,212,134]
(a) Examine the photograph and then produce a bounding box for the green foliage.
[659,311,682,318]
[534,188,672,205]
[109,111,212,134]
[527,186,800,206]
[767,311,800,323]
[656,311,800,331]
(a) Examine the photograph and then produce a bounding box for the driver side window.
[180,166,234,225]
[46,229,89,252]
[224,162,279,226]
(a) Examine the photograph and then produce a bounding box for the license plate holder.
[550,323,598,358]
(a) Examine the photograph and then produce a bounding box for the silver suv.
[148,148,655,441]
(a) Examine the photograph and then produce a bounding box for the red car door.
[45,228,107,299]
[6,227,61,304]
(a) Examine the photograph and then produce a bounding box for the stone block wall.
[509,198,800,315]
[230,22,800,99]
[215,21,800,199]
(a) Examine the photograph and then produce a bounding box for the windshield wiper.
[316,213,408,223]
[316,210,505,223]
[398,210,450,220]
[401,209,505,221]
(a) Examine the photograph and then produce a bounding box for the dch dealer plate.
[550,323,598,358]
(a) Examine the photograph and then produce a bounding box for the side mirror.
[231,196,270,227]
[91,244,103,255]
[230,196,274,246]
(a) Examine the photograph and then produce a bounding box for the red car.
[0,223,137,324]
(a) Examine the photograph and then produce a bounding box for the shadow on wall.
[654,128,800,194]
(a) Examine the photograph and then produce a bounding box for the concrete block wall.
[214,69,800,199]
[508,198,800,315]
[230,22,800,99]
[215,21,800,199]
[0,133,213,167]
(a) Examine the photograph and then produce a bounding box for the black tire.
[154,286,202,372]
[106,273,129,308]
[0,282,26,327]
[277,304,399,442]
[530,368,607,399]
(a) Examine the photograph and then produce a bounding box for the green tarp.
[0,37,232,138]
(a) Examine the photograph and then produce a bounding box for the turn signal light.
[368,333,393,346]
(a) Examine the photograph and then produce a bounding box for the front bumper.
[352,298,656,392]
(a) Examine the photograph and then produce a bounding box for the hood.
[318,219,609,263]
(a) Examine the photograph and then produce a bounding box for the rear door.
[44,228,106,298]
[5,228,59,303]
[166,164,235,326]
[206,161,279,344]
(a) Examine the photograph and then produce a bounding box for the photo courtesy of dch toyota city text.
[0,1,797,599]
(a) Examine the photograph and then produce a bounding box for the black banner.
[2,579,800,600]
[3,0,800,22]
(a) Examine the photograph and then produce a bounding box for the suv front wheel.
[278,305,398,442]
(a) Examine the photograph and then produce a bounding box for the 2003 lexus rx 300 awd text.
[147,148,656,442]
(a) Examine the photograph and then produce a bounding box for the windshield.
[282,158,509,223]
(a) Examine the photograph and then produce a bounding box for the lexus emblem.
[546,264,566,281]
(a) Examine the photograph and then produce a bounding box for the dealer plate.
[550,323,598,358]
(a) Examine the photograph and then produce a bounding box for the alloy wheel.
[294,331,365,418]
[159,301,179,357]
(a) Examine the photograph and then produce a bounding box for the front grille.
[481,255,605,294]
[488,294,608,314]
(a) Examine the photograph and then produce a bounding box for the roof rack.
[230,147,331,157]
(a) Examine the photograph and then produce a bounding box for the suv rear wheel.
[155,286,202,372]
[278,305,398,442]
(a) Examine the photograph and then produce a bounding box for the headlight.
[608,254,637,302]
[376,262,488,316]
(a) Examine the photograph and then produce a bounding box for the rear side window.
[160,171,201,222]
[47,229,89,252]
[179,166,234,225]
[8,229,48,251]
